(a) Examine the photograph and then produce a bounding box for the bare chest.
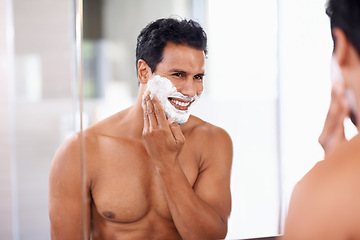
[88,139,200,224]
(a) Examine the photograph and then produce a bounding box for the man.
[283,0,360,239]
[49,18,233,240]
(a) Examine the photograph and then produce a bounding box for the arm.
[142,93,233,240]
[49,135,91,239]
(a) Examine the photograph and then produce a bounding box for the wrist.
[154,157,180,175]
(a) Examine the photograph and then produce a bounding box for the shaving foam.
[146,75,201,124]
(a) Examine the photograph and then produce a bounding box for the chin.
[168,114,189,125]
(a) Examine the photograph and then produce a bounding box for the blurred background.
[1,0,357,239]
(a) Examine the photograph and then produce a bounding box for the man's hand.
[318,81,350,155]
[142,91,185,169]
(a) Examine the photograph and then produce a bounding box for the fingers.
[146,94,158,131]
[150,94,168,129]
[318,82,349,153]
[329,82,350,129]
[322,84,344,134]
[142,91,168,131]
[143,92,160,132]
[143,92,185,148]
[168,118,185,145]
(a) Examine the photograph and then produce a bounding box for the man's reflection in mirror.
[283,0,360,239]
[49,18,233,239]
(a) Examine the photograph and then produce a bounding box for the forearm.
[157,162,227,240]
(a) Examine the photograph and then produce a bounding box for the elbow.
[218,222,228,239]
[210,219,228,239]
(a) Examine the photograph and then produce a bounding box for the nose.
[178,77,198,98]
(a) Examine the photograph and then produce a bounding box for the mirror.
[81,0,279,238]
[0,0,343,239]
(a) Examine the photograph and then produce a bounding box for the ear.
[333,27,350,67]
[137,59,152,84]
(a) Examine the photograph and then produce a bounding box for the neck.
[126,84,147,138]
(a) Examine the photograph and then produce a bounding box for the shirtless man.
[283,0,360,239]
[49,18,233,240]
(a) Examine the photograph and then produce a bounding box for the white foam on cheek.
[146,75,177,105]
[146,75,201,124]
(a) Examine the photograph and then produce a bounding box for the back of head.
[136,18,207,73]
[326,0,360,56]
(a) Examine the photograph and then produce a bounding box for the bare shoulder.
[186,115,233,165]
[51,126,101,167]
[186,115,232,145]
[285,140,360,239]
[289,158,353,213]
[296,135,360,200]
[50,119,108,178]
[51,108,135,176]
[51,133,82,173]
[283,161,329,239]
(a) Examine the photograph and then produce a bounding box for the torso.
[83,109,207,239]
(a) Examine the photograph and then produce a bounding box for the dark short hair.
[326,0,360,56]
[136,18,208,73]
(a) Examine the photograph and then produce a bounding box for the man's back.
[284,134,360,240]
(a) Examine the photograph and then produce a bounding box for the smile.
[168,98,192,111]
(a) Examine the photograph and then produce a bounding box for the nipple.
[103,211,115,219]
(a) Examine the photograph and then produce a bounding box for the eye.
[172,73,183,77]
[194,75,204,81]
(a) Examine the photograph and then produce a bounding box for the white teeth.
[172,99,190,107]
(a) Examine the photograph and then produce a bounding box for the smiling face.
[147,42,205,124]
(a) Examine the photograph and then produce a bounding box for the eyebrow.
[169,69,187,74]
[195,73,206,77]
